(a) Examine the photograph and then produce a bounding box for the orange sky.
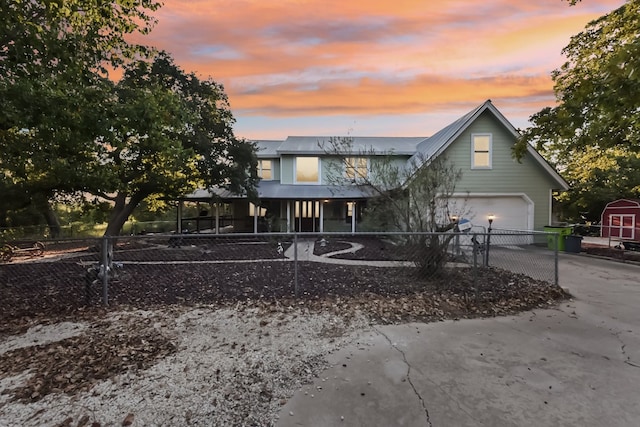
[135,0,626,139]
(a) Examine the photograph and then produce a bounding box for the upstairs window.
[472,134,492,169]
[345,157,368,181]
[258,160,272,180]
[295,157,320,183]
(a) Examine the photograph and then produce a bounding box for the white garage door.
[449,195,533,231]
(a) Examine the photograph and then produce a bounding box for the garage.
[450,194,533,231]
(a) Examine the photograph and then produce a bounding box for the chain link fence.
[1,231,560,327]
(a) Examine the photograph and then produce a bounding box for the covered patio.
[177,181,376,234]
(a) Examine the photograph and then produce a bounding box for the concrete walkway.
[277,254,640,426]
[283,238,414,267]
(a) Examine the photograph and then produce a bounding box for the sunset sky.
[138,0,626,139]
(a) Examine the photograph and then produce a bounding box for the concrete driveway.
[277,254,640,427]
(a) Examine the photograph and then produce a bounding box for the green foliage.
[322,137,462,279]
[95,53,258,235]
[556,148,640,220]
[0,0,161,81]
[515,0,640,221]
[1,2,258,236]
[322,137,463,233]
[0,0,161,231]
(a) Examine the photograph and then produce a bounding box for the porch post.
[215,202,220,234]
[253,204,258,233]
[286,201,291,233]
[195,202,200,233]
[351,201,356,234]
[319,201,324,233]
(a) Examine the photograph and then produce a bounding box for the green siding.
[270,159,280,181]
[280,156,294,184]
[442,111,556,230]
[321,157,341,185]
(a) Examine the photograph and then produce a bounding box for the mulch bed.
[1,255,568,339]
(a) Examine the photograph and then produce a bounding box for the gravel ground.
[0,304,369,427]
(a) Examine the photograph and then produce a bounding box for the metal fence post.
[293,232,299,298]
[101,236,109,305]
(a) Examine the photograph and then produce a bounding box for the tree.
[1,2,259,236]
[0,0,160,81]
[322,137,463,278]
[556,147,640,220]
[514,0,640,221]
[94,53,258,236]
[1,0,162,235]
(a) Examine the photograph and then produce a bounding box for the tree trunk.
[0,209,7,228]
[33,195,61,238]
[104,192,145,236]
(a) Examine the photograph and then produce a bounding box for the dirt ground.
[0,236,569,426]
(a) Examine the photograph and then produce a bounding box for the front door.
[294,200,320,232]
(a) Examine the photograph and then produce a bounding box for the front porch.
[177,183,374,234]
[176,198,367,234]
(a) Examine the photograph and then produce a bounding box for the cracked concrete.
[373,326,432,427]
[611,329,640,368]
[277,253,640,427]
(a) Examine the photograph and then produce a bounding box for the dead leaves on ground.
[0,266,568,407]
[0,313,176,403]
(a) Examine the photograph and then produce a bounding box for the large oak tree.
[515,0,640,220]
[96,54,258,236]
[1,1,258,235]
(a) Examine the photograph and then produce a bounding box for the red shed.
[600,199,640,241]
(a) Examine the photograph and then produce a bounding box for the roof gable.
[409,100,569,191]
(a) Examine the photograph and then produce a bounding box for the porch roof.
[181,180,376,202]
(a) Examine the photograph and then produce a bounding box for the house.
[178,100,569,234]
[600,199,640,242]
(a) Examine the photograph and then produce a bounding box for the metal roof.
[254,140,283,158]
[411,101,487,166]
[258,180,375,199]
[180,180,376,201]
[275,136,425,155]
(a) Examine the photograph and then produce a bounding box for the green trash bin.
[543,226,573,251]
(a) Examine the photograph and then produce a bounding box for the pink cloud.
[127,0,626,135]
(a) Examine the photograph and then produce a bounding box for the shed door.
[609,214,635,240]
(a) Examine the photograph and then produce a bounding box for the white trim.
[471,133,492,169]
[608,214,635,240]
[549,189,553,226]
[215,202,220,234]
[293,156,321,185]
[451,192,534,230]
[351,202,357,234]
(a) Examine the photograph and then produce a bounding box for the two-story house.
[179,100,568,234]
